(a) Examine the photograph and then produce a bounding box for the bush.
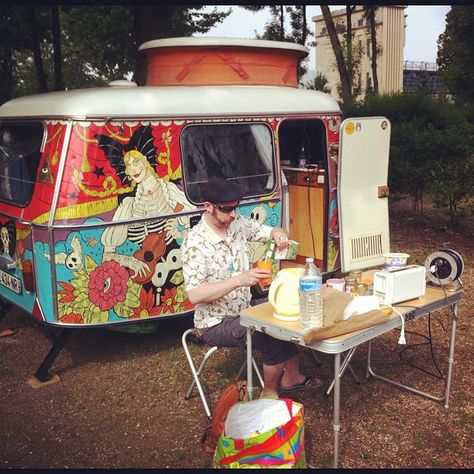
[342,92,474,228]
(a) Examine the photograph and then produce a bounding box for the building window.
[320,26,327,35]
[367,38,371,57]
[357,19,363,27]
[181,123,276,204]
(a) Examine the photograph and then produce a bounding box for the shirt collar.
[201,213,225,244]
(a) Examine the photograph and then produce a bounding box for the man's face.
[207,200,239,227]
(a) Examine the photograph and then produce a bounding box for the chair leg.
[182,328,216,419]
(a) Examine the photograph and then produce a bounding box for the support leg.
[33,328,73,382]
[247,327,253,400]
[326,347,359,396]
[444,303,458,409]
[333,352,341,468]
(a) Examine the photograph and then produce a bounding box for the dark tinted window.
[0,122,43,206]
[181,123,276,203]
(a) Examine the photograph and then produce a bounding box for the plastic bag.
[213,398,306,469]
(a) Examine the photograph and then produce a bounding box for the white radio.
[373,265,426,305]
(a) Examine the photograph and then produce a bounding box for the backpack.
[201,380,249,454]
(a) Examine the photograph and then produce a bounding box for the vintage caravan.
[0,37,390,383]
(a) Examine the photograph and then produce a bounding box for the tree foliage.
[437,6,474,105]
[0,5,230,102]
[240,5,312,82]
[343,93,474,228]
[304,72,331,94]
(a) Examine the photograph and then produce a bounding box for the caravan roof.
[0,85,340,120]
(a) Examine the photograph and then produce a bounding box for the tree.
[304,72,331,94]
[363,6,379,95]
[27,6,47,93]
[437,6,474,104]
[240,5,311,82]
[344,92,474,227]
[51,5,64,91]
[133,5,230,84]
[320,5,352,104]
[0,5,231,99]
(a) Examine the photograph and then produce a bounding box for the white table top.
[240,285,463,354]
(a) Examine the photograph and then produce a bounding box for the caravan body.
[0,37,391,330]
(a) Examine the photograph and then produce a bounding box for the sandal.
[279,376,324,394]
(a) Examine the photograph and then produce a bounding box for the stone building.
[312,5,406,100]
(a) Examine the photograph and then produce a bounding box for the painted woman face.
[124,150,151,184]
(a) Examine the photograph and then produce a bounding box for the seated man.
[181,178,323,398]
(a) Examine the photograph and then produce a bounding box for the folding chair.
[182,328,264,418]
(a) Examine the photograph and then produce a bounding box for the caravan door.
[338,117,391,272]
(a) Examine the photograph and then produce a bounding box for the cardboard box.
[274,240,300,260]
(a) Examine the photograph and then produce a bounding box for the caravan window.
[0,122,43,206]
[181,123,276,203]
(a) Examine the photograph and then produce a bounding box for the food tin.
[344,276,357,295]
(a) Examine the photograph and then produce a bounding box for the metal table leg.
[247,327,253,400]
[333,352,341,468]
[366,303,458,406]
[326,347,360,396]
[444,303,458,409]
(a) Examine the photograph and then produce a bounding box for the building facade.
[312,6,406,101]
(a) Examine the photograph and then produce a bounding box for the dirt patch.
[0,199,473,468]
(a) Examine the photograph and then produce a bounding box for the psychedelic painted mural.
[325,116,341,272]
[1,119,282,326]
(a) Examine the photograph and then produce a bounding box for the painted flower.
[160,287,177,314]
[88,260,129,311]
[59,312,84,324]
[131,288,162,319]
[58,281,76,303]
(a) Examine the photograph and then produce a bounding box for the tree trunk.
[0,47,14,104]
[302,5,307,45]
[28,6,48,93]
[280,5,284,40]
[346,6,353,90]
[369,7,379,94]
[321,5,352,104]
[133,5,175,86]
[51,5,64,91]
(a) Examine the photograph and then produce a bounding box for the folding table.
[240,285,463,468]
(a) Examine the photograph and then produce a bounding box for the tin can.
[354,283,368,296]
[344,276,357,295]
[348,270,362,282]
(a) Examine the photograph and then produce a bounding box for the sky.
[197,5,451,71]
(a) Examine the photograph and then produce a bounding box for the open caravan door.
[338,117,391,272]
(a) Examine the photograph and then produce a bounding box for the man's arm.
[186,267,271,305]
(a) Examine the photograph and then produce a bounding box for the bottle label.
[300,277,321,292]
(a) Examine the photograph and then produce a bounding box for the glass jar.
[348,270,362,282]
[344,276,357,295]
[355,283,368,296]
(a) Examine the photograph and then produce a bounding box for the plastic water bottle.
[299,257,323,332]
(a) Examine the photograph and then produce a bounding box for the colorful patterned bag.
[213,398,306,469]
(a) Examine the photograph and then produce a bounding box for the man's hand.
[237,267,271,287]
[270,227,290,251]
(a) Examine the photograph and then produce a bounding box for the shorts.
[200,315,299,366]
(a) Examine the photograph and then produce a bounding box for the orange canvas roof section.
[140,39,308,88]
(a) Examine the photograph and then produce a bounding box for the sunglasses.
[212,203,239,214]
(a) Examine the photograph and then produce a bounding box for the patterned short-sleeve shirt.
[181,213,272,329]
